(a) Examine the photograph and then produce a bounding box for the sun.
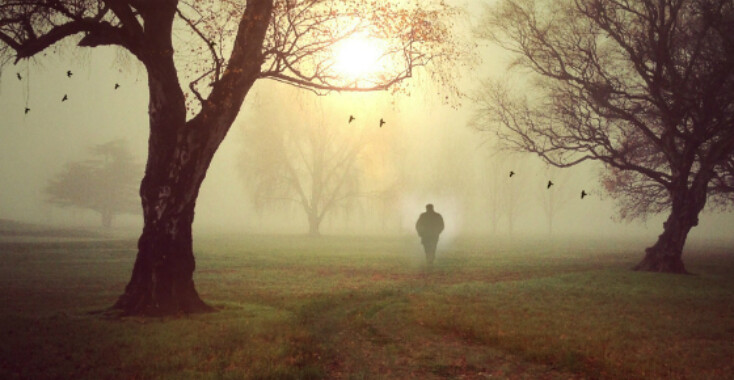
[332,34,386,81]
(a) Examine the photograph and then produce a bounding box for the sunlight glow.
[332,34,387,81]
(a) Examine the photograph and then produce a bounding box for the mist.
[1,6,733,248]
[3,1,734,377]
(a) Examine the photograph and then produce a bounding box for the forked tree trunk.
[113,109,247,315]
[113,97,256,315]
[112,103,215,315]
[110,0,273,316]
[634,185,707,274]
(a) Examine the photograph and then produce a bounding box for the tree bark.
[112,84,215,315]
[111,0,273,316]
[113,186,211,315]
[112,108,244,315]
[634,185,707,274]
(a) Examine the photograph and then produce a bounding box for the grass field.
[1,232,733,379]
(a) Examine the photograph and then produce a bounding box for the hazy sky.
[1,0,732,244]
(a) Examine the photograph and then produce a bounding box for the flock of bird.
[511,171,588,199]
[17,69,120,115]
[347,115,590,200]
[17,73,589,200]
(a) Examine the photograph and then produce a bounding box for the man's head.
[426,204,434,212]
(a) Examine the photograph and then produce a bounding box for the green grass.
[1,234,733,379]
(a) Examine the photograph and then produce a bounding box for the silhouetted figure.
[379,118,386,127]
[24,107,30,114]
[547,180,554,189]
[115,83,120,90]
[62,94,68,102]
[509,170,515,177]
[581,190,587,199]
[348,115,355,123]
[16,73,21,80]
[66,70,73,78]
[416,204,444,266]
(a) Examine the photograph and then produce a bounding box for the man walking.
[416,204,444,266]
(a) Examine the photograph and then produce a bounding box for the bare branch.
[474,0,734,220]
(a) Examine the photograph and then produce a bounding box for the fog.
[1,3,733,247]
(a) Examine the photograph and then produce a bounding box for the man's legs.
[423,237,438,266]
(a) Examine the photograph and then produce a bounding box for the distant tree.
[474,0,734,273]
[45,140,141,228]
[538,165,575,235]
[476,150,528,235]
[241,94,377,236]
[0,0,463,314]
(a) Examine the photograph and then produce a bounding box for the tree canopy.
[474,0,734,273]
[240,89,395,235]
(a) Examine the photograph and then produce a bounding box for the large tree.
[0,0,460,315]
[240,90,378,236]
[45,139,141,228]
[474,0,734,273]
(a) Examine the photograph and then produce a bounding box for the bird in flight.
[16,73,22,80]
[24,107,30,114]
[581,190,588,199]
[348,115,355,123]
[114,83,120,90]
[509,171,515,177]
[379,118,386,127]
[62,94,68,102]
[66,70,73,78]
[547,180,554,189]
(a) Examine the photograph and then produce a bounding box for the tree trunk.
[112,105,215,315]
[109,0,273,316]
[111,98,253,315]
[113,193,211,315]
[308,212,321,236]
[634,186,707,274]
